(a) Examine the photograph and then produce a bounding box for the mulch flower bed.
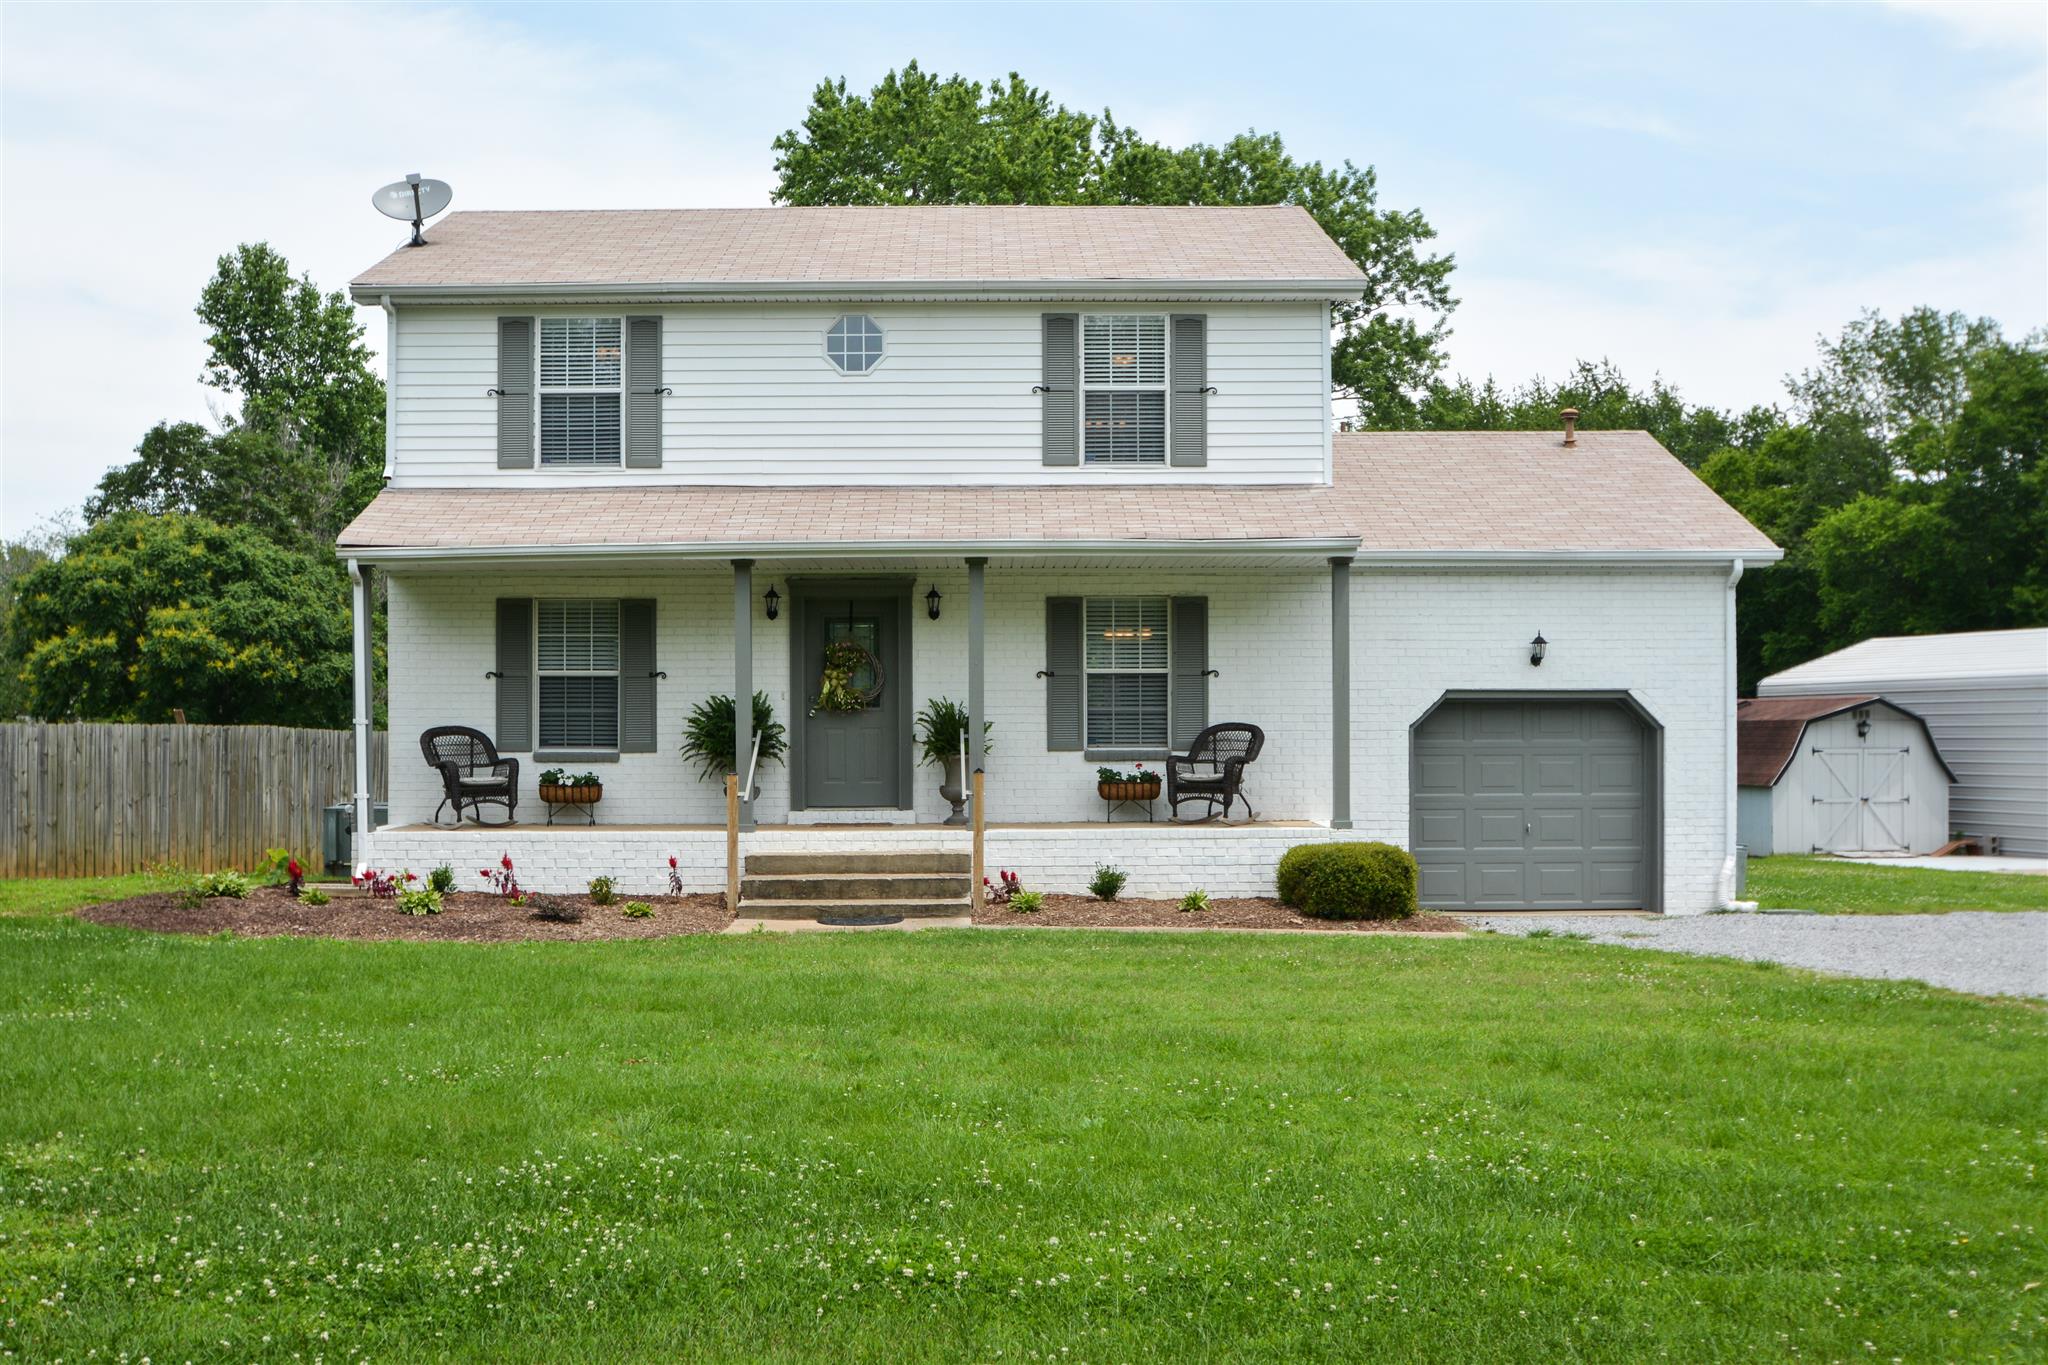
[971,894,1465,933]
[76,885,734,943]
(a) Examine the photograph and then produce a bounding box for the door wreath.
[816,638,883,712]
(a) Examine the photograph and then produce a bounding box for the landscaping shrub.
[299,888,331,907]
[588,875,617,906]
[527,895,583,924]
[1178,889,1210,913]
[396,885,443,916]
[1008,890,1045,914]
[620,900,654,919]
[427,864,456,894]
[1275,842,1418,921]
[191,869,251,900]
[1088,865,1128,901]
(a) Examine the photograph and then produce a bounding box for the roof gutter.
[1347,548,1785,567]
[346,277,1370,306]
[337,536,1364,565]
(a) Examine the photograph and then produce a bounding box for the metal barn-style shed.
[1737,695,1954,856]
[1758,629,2047,858]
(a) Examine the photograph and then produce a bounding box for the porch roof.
[338,431,1780,564]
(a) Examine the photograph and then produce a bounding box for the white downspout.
[1720,556,1751,909]
[380,294,397,484]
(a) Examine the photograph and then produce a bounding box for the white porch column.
[1330,556,1352,829]
[967,558,987,778]
[1721,556,1747,906]
[348,558,374,843]
[733,558,755,831]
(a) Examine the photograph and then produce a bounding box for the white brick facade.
[376,561,1734,913]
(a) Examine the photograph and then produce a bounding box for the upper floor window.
[1084,596,1170,747]
[826,314,884,373]
[1082,314,1167,464]
[537,598,620,749]
[539,318,622,466]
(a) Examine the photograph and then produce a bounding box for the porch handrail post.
[1330,556,1353,830]
[348,558,375,850]
[732,559,755,832]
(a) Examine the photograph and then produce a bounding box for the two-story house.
[339,205,1779,913]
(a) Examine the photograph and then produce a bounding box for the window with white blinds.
[539,318,623,467]
[537,599,620,748]
[1084,596,1170,747]
[1081,315,1168,465]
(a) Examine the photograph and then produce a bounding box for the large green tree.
[6,513,354,727]
[86,244,385,554]
[772,61,1456,424]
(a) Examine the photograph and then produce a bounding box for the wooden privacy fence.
[0,722,389,878]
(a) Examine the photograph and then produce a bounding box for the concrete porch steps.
[738,849,972,920]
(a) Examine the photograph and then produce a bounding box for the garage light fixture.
[1529,632,1548,667]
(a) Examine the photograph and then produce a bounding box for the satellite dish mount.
[372,173,454,247]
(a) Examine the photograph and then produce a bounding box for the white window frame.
[1079,313,1170,466]
[536,316,625,469]
[823,313,886,375]
[535,598,621,752]
[1083,595,1171,750]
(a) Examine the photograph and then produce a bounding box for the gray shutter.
[1170,596,1209,750]
[618,598,657,752]
[494,598,533,752]
[1041,313,1079,466]
[496,317,535,469]
[1045,597,1083,751]
[1169,314,1208,467]
[625,315,663,469]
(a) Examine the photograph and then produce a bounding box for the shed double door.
[1809,746,1910,852]
[1412,699,1650,910]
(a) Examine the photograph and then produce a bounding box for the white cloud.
[1880,0,2048,49]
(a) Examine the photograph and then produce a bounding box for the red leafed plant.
[479,853,522,900]
[286,857,304,899]
[353,868,412,899]
[667,854,684,898]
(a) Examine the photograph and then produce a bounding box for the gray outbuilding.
[1758,629,2046,857]
[1737,695,1953,855]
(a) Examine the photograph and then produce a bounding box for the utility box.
[323,802,388,872]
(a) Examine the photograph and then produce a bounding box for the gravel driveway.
[1462,911,2048,999]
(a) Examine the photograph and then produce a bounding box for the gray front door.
[801,596,901,808]
[1411,699,1649,910]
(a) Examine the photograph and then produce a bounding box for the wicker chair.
[419,726,519,826]
[1166,723,1265,822]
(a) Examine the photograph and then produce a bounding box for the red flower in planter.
[501,853,514,871]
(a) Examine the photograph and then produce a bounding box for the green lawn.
[1748,854,2048,914]
[1,879,2042,1362]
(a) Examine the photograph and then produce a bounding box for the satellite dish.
[372,173,453,247]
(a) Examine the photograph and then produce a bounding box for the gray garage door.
[1411,699,1650,910]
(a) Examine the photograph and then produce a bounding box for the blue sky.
[2,1,2042,536]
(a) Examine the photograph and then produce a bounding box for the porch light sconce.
[763,586,781,622]
[926,585,943,620]
[1529,632,1548,667]
[1855,711,1871,739]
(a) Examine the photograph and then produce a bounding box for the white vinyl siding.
[389,302,1330,485]
[537,599,620,748]
[1085,596,1169,747]
[1081,314,1167,464]
[539,318,623,467]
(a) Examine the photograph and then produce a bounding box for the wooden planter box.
[539,784,602,806]
[1097,780,1162,802]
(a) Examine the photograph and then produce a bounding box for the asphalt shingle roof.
[351,205,1366,291]
[338,431,1780,558]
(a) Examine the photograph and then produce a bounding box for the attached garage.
[1411,696,1658,911]
[1736,695,1954,855]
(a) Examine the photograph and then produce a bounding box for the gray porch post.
[733,559,755,831]
[1330,556,1353,830]
[966,558,987,776]
[348,558,375,846]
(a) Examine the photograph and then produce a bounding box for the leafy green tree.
[7,513,353,726]
[773,61,1456,423]
[87,244,385,553]
[0,515,75,719]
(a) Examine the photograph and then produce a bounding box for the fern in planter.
[913,698,993,767]
[681,692,788,781]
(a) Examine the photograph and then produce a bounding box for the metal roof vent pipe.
[1560,407,1580,448]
